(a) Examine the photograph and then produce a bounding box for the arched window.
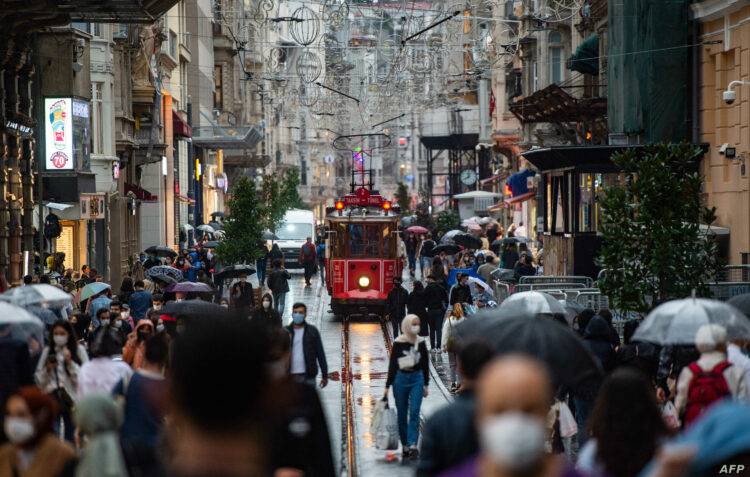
[549,32,563,84]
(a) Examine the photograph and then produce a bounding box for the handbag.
[374,398,399,450]
[558,401,578,438]
[51,367,75,414]
[445,319,457,353]
[397,343,418,370]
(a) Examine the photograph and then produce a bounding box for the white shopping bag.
[661,400,681,430]
[373,398,399,450]
[558,401,578,438]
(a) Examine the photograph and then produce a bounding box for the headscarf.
[395,314,422,344]
[74,394,128,477]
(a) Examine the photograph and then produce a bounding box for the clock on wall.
[460,168,477,186]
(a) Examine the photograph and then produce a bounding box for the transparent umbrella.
[632,297,750,345]
[0,284,72,308]
[496,291,567,319]
[0,302,44,357]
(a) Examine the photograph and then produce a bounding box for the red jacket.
[300,242,317,262]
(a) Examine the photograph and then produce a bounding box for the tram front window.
[349,224,381,257]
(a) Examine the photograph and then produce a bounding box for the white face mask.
[121,311,130,319]
[153,304,162,311]
[111,320,122,329]
[410,325,421,335]
[479,412,546,472]
[53,335,68,347]
[262,301,271,309]
[4,417,35,445]
[156,324,165,333]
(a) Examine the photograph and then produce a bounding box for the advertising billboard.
[44,98,74,170]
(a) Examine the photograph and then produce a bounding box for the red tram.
[324,187,402,317]
[324,133,401,318]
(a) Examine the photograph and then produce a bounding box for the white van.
[276,209,316,268]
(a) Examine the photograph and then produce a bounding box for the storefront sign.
[44,98,74,170]
[5,120,33,138]
[80,194,105,220]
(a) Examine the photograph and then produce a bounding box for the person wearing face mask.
[113,334,169,451]
[34,320,89,442]
[145,293,164,323]
[251,293,282,328]
[266,328,335,476]
[78,328,132,397]
[440,355,587,477]
[0,386,76,477]
[285,303,328,388]
[128,280,153,324]
[230,273,255,317]
[384,314,430,459]
[386,276,409,339]
[122,320,155,370]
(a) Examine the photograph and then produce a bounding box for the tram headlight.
[357,275,371,289]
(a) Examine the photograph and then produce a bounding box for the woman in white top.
[441,303,466,393]
[78,326,132,398]
[35,319,89,442]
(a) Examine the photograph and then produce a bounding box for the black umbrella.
[209,221,224,230]
[215,265,256,279]
[491,237,533,247]
[145,246,178,258]
[262,231,279,241]
[455,312,603,390]
[426,243,461,257]
[211,211,227,218]
[728,294,750,317]
[161,300,236,321]
[150,273,177,285]
[202,241,219,249]
[452,232,482,250]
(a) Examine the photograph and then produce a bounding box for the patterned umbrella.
[165,282,214,293]
[145,265,183,282]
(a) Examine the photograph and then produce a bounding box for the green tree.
[436,210,463,233]
[215,177,265,264]
[280,169,308,210]
[598,142,722,313]
[394,182,412,214]
[413,200,435,230]
[261,172,285,233]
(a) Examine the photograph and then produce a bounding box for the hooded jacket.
[251,293,282,328]
[122,320,154,370]
[583,316,617,372]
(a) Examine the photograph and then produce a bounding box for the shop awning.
[568,34,599,75]
[66,0,180,22]
[124,182,157,202]
[192,125,263,150]
[173,111,192,138]
[509,84,606,124]
[488,191,536,211]
[176,194,196,205]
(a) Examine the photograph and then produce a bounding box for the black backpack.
[44,213,62,239]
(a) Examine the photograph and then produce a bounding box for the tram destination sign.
[343,194,383,206]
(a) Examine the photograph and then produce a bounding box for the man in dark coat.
[386,276,409,338]
[449,273,472,306]
[424,275,449,351]
[251,293,282,328]
[230,273,255,317]
[286,303,328,388]
[299,237,317,286]
[267,259,291,317]
[418,341,494,477]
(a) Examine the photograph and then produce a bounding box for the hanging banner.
[80,194,106,220]
[44,98,74,170]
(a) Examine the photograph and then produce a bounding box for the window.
[91,82,104,155]
[213,65,222,109]
[180,60,188,107]
[532,62,538,92]
[549,32,563,85]
[72,23,100,36]
[169,30,177,58]
[213,0,222,35]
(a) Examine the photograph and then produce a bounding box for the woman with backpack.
[441,303,466,393]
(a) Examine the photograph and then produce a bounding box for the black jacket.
[267,268,291,294]
[501,250,519,270]
[584,317,617,372]
[386,286,409,319]
[514,264,536,280]
[407,290,427,319]
[449,284,472,306]
[0,337,33,404]
[231,281,255,310]
[271,380,335,476]
[251,294,282,328]
[417,390,478,477]
[286,323,328,380]
[424,282,449,311]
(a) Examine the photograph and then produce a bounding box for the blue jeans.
[573,396,594,447]
[273,292,287,317]
[393,370,424,446]
[319,260,325,283]
[256,259,267,285]
[407,251,416,272]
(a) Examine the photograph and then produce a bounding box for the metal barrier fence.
[513,283,588,293]
[575,291,610,311]
[708,282,750,301]
[519,275,594,287]
[716,266,750,283]
[492,281,511,304]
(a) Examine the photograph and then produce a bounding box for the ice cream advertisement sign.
[44,98,73,170]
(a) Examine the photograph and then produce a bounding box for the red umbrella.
[406,225,429,234]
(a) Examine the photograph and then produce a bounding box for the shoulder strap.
[712,361,732,374]
[688,362,702,374]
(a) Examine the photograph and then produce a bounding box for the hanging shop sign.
[5,120,33,138]
[80,194,106,220]
[44,98,73,170]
